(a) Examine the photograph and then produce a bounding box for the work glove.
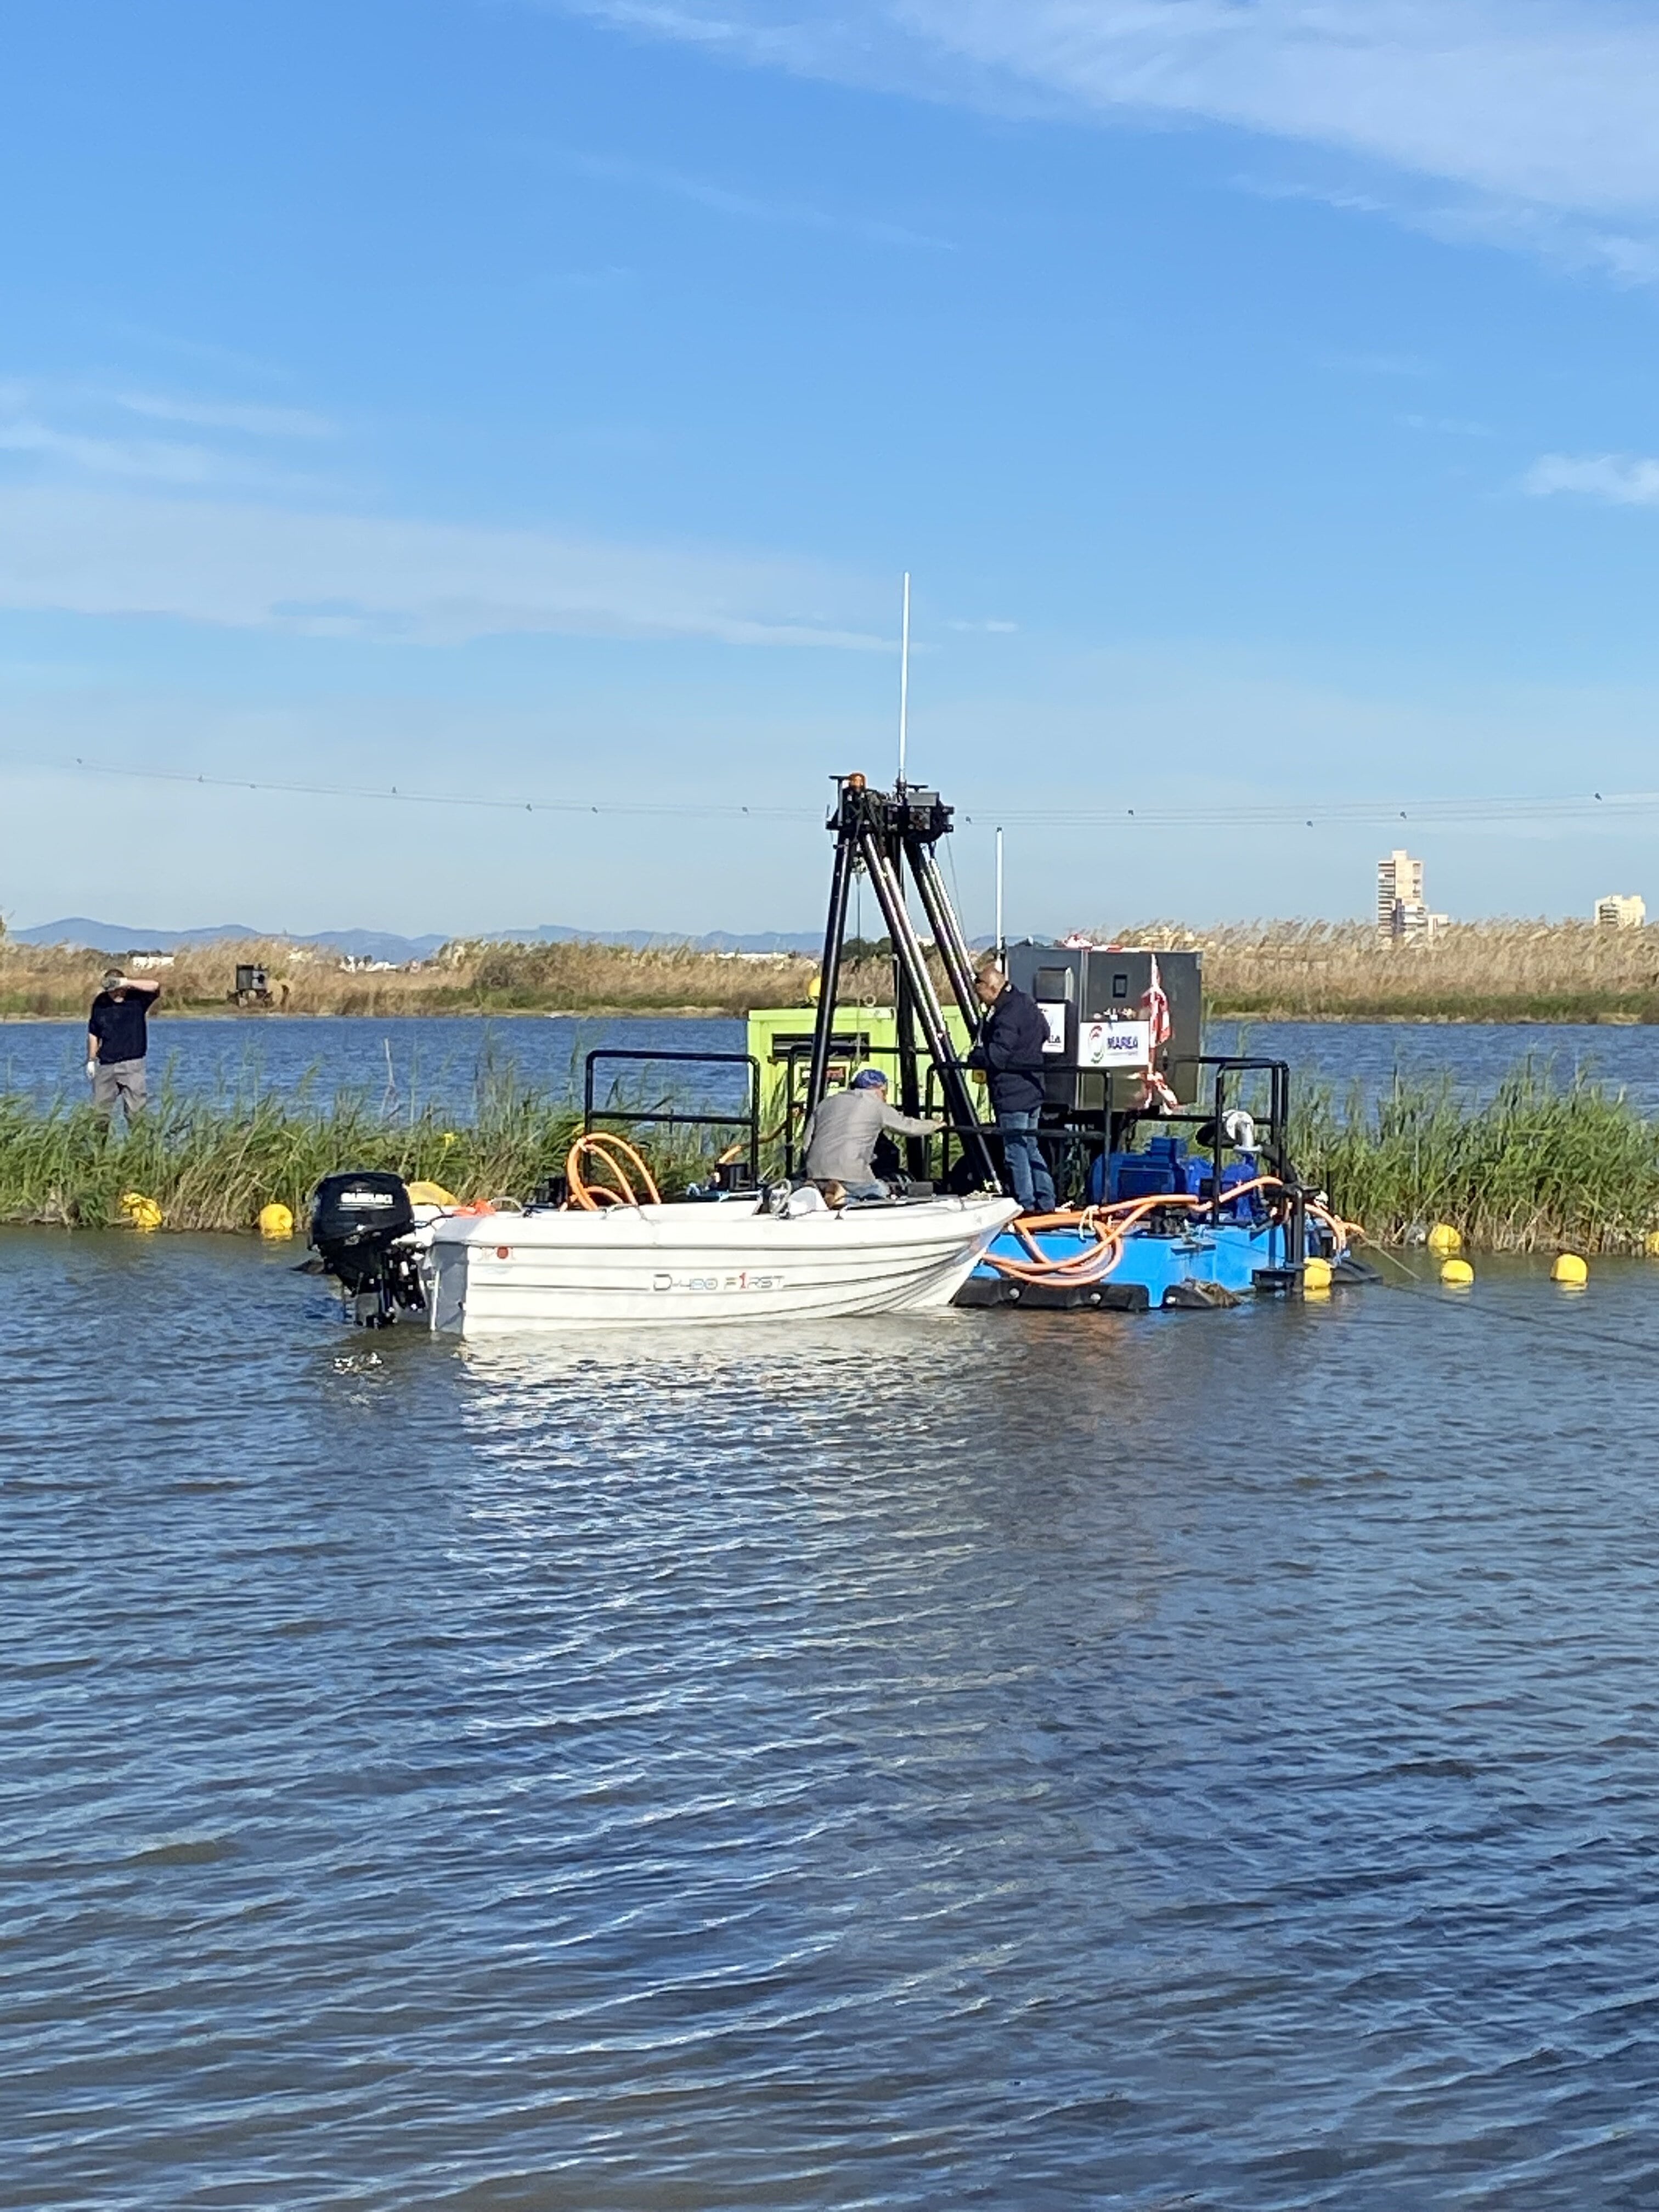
[85,1059,97,1081]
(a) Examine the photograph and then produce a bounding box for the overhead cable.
[37,757,1659,834]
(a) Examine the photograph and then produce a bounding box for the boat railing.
[583,1050,763,1187]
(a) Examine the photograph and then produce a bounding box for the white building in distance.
[1376,849,1422,932]
[1376,850,1447,942]
[1595,893,1646,929]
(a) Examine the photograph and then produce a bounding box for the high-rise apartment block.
[1377,849,1425,940]
[1595,893,1646,929]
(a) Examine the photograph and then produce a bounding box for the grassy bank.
[0,936,849,1020]
[4,1064,1657,1252]
[1294,1066,1659,1252]
[1120,919,1659,1023]
[9,920,1659,1023]
[0,1084,719,1233]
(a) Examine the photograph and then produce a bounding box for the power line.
[26,757,1659,835]
[64,758,817,822]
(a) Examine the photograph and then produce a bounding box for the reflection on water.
[5,1232,1659,2207]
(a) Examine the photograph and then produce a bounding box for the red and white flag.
[1132,953,1180,1114]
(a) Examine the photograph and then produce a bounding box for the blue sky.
[7,0,1659,936]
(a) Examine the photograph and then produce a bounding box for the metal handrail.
[583,1049,761,1184]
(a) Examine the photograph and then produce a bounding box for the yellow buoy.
[1645,1229,1659,1259]
[1303,1257,1333,1292]
[1440,1257,1474,1288]
[406,1181,457,1208]
[1551,1252,1589,1286]
[1426,1223,1462,1259]
[119,1190,163,1232]
[257,1201,295,1239]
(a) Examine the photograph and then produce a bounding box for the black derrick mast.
[804,775,1001,1192]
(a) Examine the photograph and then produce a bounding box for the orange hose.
[984,1176,1294,1283]
[566,1132,663,1211]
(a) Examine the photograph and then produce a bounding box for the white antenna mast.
[897,571,911,787]
[995,826,1005,964]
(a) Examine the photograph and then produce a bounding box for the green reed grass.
[1292,1064,1659,1252]
[5,1058,1656,1251]
[0,1072,718,1233]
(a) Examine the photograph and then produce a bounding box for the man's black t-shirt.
[89,991,153,1063]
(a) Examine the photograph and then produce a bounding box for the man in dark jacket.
[967,962,1057,1213]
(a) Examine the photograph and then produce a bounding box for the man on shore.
[87,967,161,1124]
[802,1066,941,1201]
[967,961,1057,1214]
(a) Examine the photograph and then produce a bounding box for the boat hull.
[420,1195,1020,1335]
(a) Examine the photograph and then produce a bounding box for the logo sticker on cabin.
[1078,1019,1152,1069]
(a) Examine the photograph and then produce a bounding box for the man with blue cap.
[802,1066,943,1202]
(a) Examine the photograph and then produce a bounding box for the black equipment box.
[1003,944,1203,1114]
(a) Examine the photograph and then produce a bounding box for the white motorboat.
[416,1190,1020,1335]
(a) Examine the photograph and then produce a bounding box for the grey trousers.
[92,1057,147,1118]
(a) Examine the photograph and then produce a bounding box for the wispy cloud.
[109,391,336,438]
[0,417,225,485]
[543,145,952,248]
[553,2,1659,270]
[0,486,887,648]
[0,378,336,492]
[1524,453,1659,506]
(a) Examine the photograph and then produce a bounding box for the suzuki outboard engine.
[309,1171,426,1326]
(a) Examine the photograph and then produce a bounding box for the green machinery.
[746,1000,974,1175]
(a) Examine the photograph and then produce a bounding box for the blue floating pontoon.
[960,1139,1365,1312]
[962,1212,1306,1313]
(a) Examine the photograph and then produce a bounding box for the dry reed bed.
[1114,919,1659,1020]
[9,922,1658,1022]
[0,938,836,1019]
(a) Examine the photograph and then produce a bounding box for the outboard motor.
[309,1171,426,1326]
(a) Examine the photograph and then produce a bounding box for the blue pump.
[1088,1133,1269,1222]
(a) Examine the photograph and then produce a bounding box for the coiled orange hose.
[565,1132,663,1211]
[983,1175,1344,1285]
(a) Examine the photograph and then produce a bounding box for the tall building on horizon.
[1377,849,1425,940]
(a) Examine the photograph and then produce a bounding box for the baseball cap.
[850,1066,888,1090]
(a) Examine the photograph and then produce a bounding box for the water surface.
[5,1234,1658,2207]
[0,1014,738,1119]
[5,1013,1658,1119]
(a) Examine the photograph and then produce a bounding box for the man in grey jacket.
[802,1067,942,1201]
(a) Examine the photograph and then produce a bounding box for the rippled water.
[0,1014,738,1118]
[7,1233,1659,2207]
[4,1013,1659,1119]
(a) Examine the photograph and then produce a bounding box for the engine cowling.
[309,1171,426,1323]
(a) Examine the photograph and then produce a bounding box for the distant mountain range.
[10,918,826,961]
